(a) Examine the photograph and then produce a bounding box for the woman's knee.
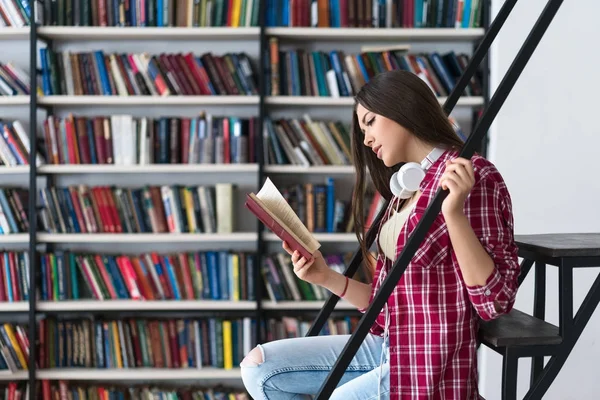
[241,345,265,367]
[240,345,268,399]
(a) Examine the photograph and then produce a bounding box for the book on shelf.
[265,0,483,29]
[265,116,351,166]
[39,381,247,400]
[0,322,29,372]
[38,316,256,371]
[0,187,29,234]
[262,251,369,302]
[0,119,44,167]
[264,315,360,342]
[40,250,256,302]
[39,48,259,96]
[245,178,321,260]
[0,383,30,400]
[0,251,29,302]
[42,113,258,165]
[39,184,235,234]
[0,1,31,28]
[40,0,259,28]
[0,62,31,96]
[266,38,482,99]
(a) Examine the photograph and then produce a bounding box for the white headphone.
[389,147,446,198]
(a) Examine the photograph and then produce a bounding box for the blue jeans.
[240,333,390,400]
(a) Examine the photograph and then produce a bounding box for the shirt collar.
[419,147,457,191]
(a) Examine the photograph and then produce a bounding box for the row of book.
[0,251,29,302]
[279,180,357,234]
[1,315,359,372]
[0,0,29,28]
[1,382,248,400]
[39,184,235,235]
[265,116,351,166]
[267,39,482,97]
[37,317,256,371]
[264,315,361,341]
[40,48,259,96]
[0,62,31,96]
[3,247,373,303]
[266,0,483,28]
[0,119,43,167]
[41,0,260,28]
[40,251,256,302]
[0,322,29,371]
[39,382,249,400]
[0,188,28,234]
[266,115,465,167]
[262,252,354,302]
[42,114,258,165]
[2,116,466,169]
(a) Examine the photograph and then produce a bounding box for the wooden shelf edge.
[0,371,28,380]
[38,26,260,40]
[37,300,257,311]
[0,302,29,312]
[37,233,258,243]
[262,300,356,310]
[265,27,486,41]
[264,165,354,174]
[38,164,259,174]
[36,368,241,380]
[38,95,259,105]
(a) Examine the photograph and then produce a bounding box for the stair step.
[515,233,600,257]
[479,309,562,347]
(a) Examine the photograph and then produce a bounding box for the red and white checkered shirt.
[360,148,520,399]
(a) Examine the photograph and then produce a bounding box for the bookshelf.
[0,0,491,398]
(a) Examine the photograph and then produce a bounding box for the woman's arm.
[285,242,373,310]
[320,269,372,310]
[445,213,495,286]
[439,157,520,320]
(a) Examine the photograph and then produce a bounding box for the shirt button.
[484,289,491,296]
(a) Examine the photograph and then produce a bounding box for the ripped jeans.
[240,333,390,400]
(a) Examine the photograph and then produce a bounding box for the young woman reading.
[240,70,520,400]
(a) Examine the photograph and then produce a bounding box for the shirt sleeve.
[462,170,521,321]
[357,257,385,336]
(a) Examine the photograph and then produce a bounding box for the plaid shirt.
[360,148,520,399]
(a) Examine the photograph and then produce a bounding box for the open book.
[245,178,321,260]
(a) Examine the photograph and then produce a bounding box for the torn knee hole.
[241,346,264,367]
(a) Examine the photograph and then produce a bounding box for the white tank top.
[378,201,417,261]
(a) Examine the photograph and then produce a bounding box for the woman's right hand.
[282,241,329,286]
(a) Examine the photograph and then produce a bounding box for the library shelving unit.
[0,1,491,398]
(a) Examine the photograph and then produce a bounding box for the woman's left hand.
[439,157,475,219]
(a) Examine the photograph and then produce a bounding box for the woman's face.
[356,103,414,167]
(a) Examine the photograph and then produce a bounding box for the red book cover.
[245,193,316,260]
[116,255,142,300]
[177,253,195,300]
[8,252,19,301]
[68,187,87,233]
[92,255,117,299]
[103,186,123,233]
[130,256,155,300]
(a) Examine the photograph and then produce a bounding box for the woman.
[240,70,520,399]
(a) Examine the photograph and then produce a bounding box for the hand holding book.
[245,178,321,260]
[282,241,329,286]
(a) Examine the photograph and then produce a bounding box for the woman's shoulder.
[471,153,509,189]
[443,148,507,186]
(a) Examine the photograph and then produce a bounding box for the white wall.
[480,0,600,398]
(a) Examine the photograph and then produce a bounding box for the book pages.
[256,178,321,252]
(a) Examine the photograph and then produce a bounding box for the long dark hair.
[351,70,464,274]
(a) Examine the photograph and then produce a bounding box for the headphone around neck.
[389,147,446,199]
